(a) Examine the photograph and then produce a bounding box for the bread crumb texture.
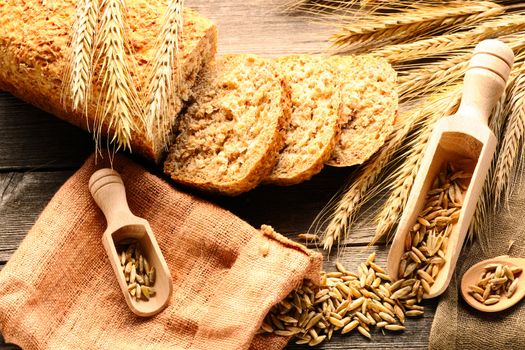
[266,55,342,185]
[164,54,290,195]
[327,55,398,167]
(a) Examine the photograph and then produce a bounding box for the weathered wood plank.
[0,93,93,170]
[0,171,74,262]
[187,0,332,57]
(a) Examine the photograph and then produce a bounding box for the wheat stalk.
[331,1,503,53]
[64,0,99,113]
[94,0,142,152]
[493,73,525,208]
[372,13,525,64]
[372,86,463,244]
[144,0,184,145]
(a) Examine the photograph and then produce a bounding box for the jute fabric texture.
[0,154,322,350]
[430,180,525,349]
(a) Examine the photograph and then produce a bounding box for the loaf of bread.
[265,55,342,185]
[0,0,217,163]
[327,55,398,167]
[164,54,291,196]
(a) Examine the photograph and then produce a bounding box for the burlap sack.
[430,180,525,349]
[0,154,322,350]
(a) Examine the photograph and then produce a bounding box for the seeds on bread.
[265,55,342,185]
[327,55,398,167]
[164,54,291,196]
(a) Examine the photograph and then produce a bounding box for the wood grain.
[0,93,93,171]
[186,0,332,57]
[0,171,74,263]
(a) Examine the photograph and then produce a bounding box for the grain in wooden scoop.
[118,242,156,301]
[468,263,522,306]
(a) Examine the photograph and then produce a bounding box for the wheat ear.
[372,13,525,64]
[493,73,525,208]
[95,0,142,152]
[468,85,510,248]
[144,0,184,145]
[331,1,503,53]
[65,0,99,112]
[372,86,463,244]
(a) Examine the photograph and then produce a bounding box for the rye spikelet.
[372,86,463,244]
[95,0,142,151]
[65,0,99,112]
[372,13,525,64]
[144,0,184,145]
[331,1,503,53]
[493,73,525,208]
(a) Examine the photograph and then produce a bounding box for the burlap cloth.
[430,181,525,349]
[0,154,323,350]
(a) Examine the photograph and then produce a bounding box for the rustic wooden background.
[0,0,436,348]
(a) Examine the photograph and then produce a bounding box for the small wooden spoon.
[387,39,515,299]
[89,168,173,317]
[461,255,525,312]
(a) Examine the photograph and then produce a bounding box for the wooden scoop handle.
[89,168,135,231]
[456,39,514,125]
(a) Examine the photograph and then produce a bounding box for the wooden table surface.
[0,1,435,349]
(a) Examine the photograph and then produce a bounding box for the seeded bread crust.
[265,55,342,185]
[327,55,398,167]
[0,0,217,163]
[164,54,291,196]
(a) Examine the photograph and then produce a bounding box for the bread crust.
[0,0,217,163]
[164,54,291,196]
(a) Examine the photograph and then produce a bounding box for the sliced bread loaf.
[265,55,342,185]
[326,55,398,167]
[164,54,291,195]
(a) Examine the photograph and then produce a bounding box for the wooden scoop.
[89,168,173,317]
[387,39,515,299]
[461,256,525,312]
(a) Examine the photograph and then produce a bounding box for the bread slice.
[265,55,342,185]
[164,54,291,195]
[326,55,398,167]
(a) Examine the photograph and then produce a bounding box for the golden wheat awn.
[468,64,525,247]
[65,0,99,112]
[373,86,463,244]
[144,0,184,145]
[397,53,470,100]
[493,73,525,208]
[372,13,525,64]
[397,32,525,101]
[95,0,143,152]
[331,1,503,53]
